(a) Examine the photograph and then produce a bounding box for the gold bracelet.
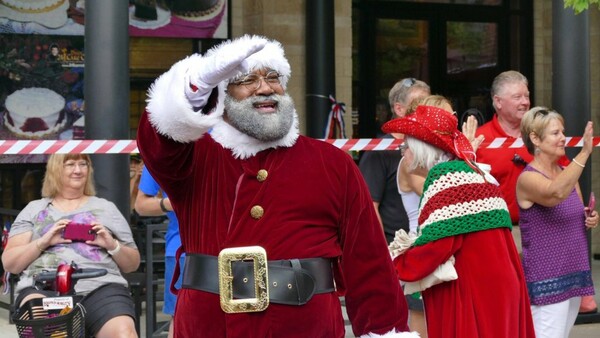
[572,158,585,168]
[36,239,45,252]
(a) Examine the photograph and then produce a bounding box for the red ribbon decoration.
[324,95,347,139]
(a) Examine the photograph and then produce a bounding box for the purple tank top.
[518,165,595,305]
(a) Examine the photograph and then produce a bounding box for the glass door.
[372,18,429,136]
[353,1,532,138]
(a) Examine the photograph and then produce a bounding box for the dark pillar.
[305,0,336,138]
[84,1,130,218]
[553,1,599,324]
[552,3,590,204]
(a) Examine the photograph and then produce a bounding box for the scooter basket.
[13,298,85,338]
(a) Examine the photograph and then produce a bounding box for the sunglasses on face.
[534,109,550,119]
[511,153,528,167]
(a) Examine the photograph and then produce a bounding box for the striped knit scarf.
[414,160,512,246]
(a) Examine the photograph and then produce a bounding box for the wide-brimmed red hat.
[382,105,475,161]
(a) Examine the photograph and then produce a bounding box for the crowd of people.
[2,35,598,338]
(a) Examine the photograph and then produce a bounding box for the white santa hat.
[206,34,292,89]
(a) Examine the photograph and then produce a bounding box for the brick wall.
[231,0,353,137]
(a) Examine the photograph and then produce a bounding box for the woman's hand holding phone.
[585,192,598,230]
[586,192,596,218]
[62,222,96,241]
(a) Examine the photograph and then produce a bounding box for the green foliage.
[564,0,600,14]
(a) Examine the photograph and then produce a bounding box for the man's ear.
[492,95,501,110]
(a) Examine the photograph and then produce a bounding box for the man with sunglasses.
[137,35,417,337]
[359,77,430,336]
[359,77,430,244]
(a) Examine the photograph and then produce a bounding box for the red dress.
[138,113,411,337]
[395,229,535,338]
[393,160,535,338]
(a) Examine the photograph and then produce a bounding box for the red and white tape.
[0,140,138,155]
[0,137,599,155]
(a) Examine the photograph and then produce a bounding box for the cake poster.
[0,0,229,39]
[0,34,85,163]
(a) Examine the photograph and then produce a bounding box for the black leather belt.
[182,253,335,306]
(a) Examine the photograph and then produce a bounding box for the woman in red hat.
[385,103,535,338]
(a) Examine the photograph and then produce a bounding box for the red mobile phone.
[586,192,596,218]
[63,222,95,241]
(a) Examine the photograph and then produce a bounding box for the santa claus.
[137,35,418,337]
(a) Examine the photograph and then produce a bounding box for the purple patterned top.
[519,165,595,305]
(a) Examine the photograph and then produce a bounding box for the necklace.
[52,196,88,212]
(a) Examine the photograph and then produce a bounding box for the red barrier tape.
[0,137,598,154]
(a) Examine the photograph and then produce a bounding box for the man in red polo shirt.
[476,71,532,246]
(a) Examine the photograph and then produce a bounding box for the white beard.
[210,93,299,159]
[223,93,295,142]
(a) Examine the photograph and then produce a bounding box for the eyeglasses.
[230,71,282,91]
[511,154,527,167]
[63,161,89,170]
[401,78,416,88]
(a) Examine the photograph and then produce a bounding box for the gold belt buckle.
[218,246,269,313]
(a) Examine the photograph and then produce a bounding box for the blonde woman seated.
[2,154,141,338]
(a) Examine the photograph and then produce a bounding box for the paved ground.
[2,259,600,337]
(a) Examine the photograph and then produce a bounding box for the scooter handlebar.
[34,268,107,283]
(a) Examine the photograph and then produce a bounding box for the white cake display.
[0,0,69,28]
[0,0,65,12]
[3,87,67,138]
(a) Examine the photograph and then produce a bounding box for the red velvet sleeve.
[136,110,197,201]
[338,159,411,336]
[394,235,463,282]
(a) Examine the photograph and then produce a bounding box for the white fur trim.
[210,112,299,159]
[146,54,226,143]
[360,329,420,338]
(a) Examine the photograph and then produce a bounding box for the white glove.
[185,37,268,107]
[389,229,417,259]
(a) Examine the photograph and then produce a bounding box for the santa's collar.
[210,112,300,159]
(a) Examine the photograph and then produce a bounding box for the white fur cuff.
[146,54,225,143]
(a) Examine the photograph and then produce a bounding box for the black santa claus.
[137,34,418,337]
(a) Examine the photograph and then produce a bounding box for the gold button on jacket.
[250,205,264,219]
[257,169,268,182]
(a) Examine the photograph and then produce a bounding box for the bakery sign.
[54,47,85,68]
[0,0,229,39]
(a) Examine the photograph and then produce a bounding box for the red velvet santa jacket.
[137,112,411,337]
